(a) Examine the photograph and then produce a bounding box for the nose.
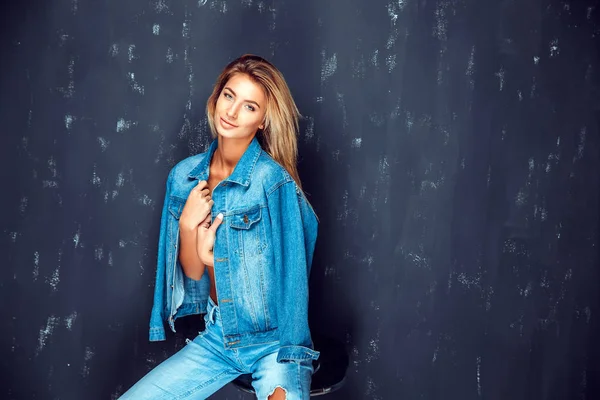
[226,104,238,119]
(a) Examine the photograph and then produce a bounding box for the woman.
[121,54,319,400]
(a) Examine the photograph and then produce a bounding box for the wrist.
[179,220,196,233]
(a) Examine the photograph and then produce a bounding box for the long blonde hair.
[206,54,302,189]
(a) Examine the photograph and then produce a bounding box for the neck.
[211,135,254,177]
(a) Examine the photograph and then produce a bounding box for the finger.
[196,180,208,190]
[208,199,214,207]
[200,188,210,197]
[200,213,211,224]
[209,213,224,233]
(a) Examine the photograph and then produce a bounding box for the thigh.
[250,351,313,400]
[120,333,240,400]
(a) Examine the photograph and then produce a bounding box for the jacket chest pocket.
[229,205,267,255]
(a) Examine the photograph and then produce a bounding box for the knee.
[267,386,287,400]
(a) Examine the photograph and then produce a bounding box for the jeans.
[120,297,313,399]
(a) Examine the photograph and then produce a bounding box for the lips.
[219,117,237,129]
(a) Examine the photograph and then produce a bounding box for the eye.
[223,92,233,100]
[245,104,256,112]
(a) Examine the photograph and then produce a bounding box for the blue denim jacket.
[148,137,320,363]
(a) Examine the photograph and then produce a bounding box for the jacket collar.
[188,137,262,187]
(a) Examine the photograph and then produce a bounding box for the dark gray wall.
[1,0,599,399]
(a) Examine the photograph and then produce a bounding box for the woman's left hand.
[196,213,224,267]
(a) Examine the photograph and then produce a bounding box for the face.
[213,73,267,140]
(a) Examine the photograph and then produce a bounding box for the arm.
[178,180,214,280]
[178,223,205,280]
[267,180,320,364]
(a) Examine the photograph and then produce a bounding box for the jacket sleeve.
[267,180,320,363]
[148,169,174,342]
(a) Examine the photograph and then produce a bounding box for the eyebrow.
[223,87,261,109]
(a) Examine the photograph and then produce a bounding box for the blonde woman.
[121,54,319,400]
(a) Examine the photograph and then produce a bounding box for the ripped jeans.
[120,297,313,399]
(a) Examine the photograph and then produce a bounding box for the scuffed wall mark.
[19,196,28,214]
[48,156,57,178]
[73,227,81,248]
[116,172,125,187]
[111,386,124,400]
[350,344,361,370]
[351,54,366,79]
[153,24,160,35]
[65,114,74,130]
[351,138,362,148]
[154,0,170,13]
[476,356,482,397]
[138,194,154,207]
[587,6,594,19]
[530,76,537,98]
[533,203,548,222]
[57,57,75,98]
[549,38,560,57]
[495,66,505,91]
[371,49,379,67]
[386,29,398,50]
[43,180,58,189]
[466,45,475,89]
[240,0,252,7]
[332,149,340,161]
[336,93,348,129]
[128,72,145,94]
[182,22,190,38]
[46,250,61,292]
[370,112,385,127]
[257,1,266,13]
[95,246,104,261]
[268,5,277,31]
[166,47,174,63]
[457,271,481,290]
[386,54,397,73]
[365,329,380,363]
[320,51,337,83]
[91,164,101,187]
[72,0,78,14]
[209,0,228,13]
[108,251,114,266]
[81,346,95,377]
[573,127,586,162]
[534,56,540,65]
[36,316,59,355]
[128,45,138,62]
[303,116,315,142]
[110,44,119,57]
[116,118,135,132]
[433,1,448,41]
[98,137,110,152]
[33,251,40,281]
[365,376,381,400]
[64,312,78,330]
[198,0,208,6]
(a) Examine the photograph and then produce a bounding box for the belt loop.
[207,302,216,325]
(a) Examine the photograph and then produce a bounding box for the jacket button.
[243,215,249,224]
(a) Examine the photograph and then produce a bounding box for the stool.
[231,334,349,396]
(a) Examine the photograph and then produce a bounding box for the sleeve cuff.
[149,326,166,342]
[276,345,320,363]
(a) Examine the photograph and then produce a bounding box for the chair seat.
[232,334,349,396]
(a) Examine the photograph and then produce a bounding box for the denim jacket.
[148,137,320,363]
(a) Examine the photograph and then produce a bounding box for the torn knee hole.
[267,386,287,400]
